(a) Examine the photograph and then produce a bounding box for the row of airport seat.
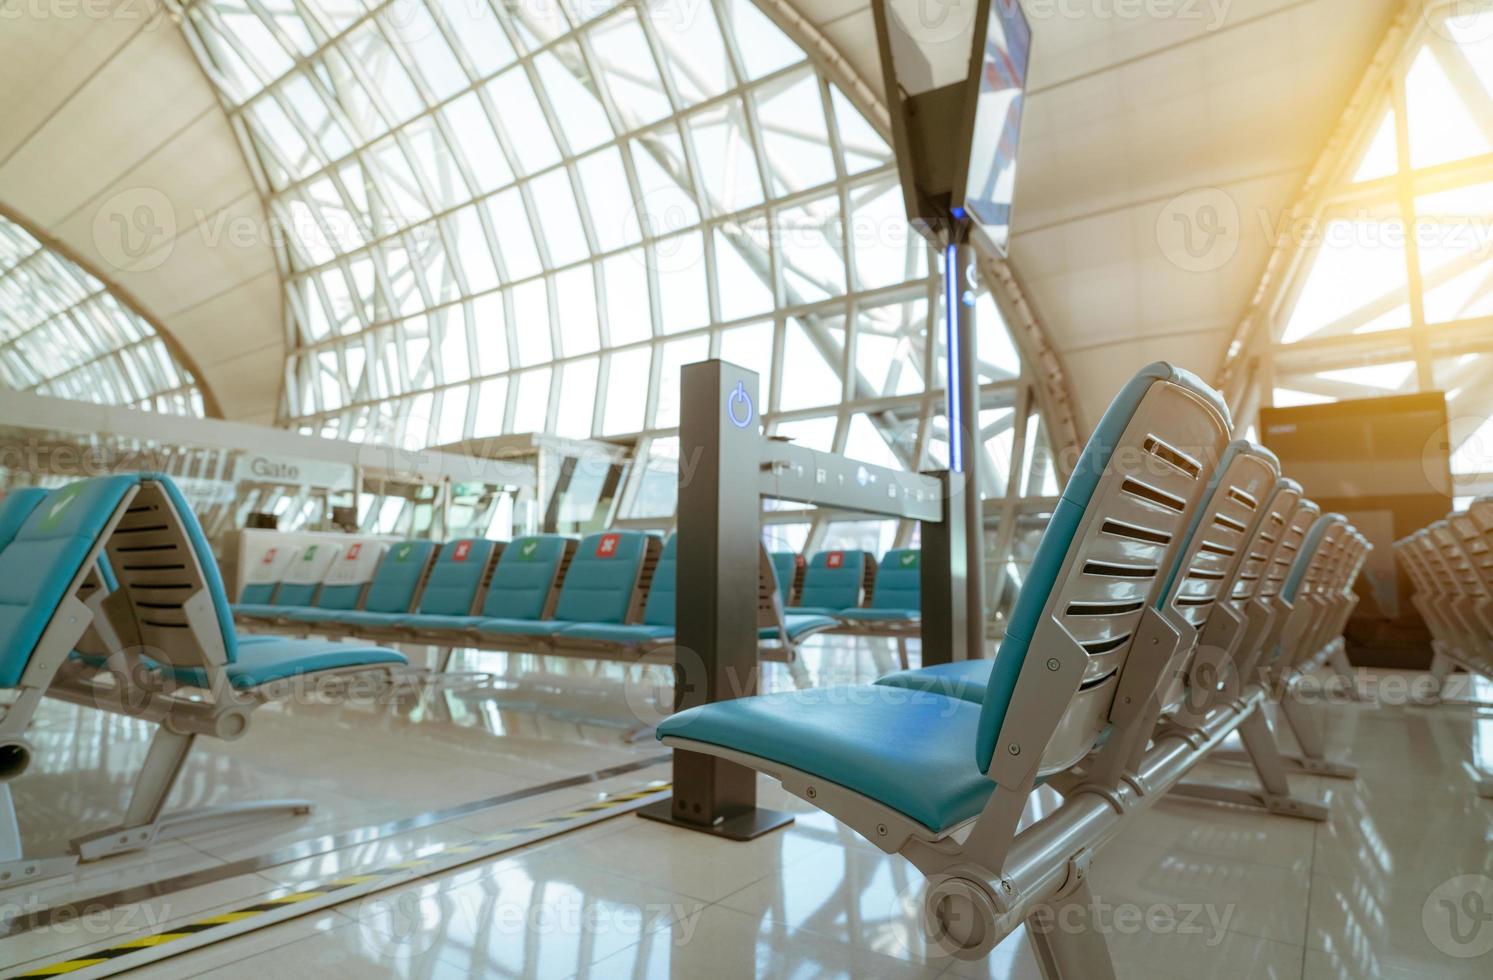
[1395,502,1493,685]
[1396,502,1493,800]
[652,361,1371,965]
[233,530,923,660]
[0,474,410,883]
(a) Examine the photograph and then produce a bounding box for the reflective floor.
[2,650,1491,978]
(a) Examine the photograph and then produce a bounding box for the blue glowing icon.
[727,380,754,428]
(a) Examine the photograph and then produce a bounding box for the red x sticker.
[453,540,472,562]
[345,543,362,560]
[261,548,278,565]
[596,533,620,558]
[826,551,844,569]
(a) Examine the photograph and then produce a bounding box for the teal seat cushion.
[871,549,921,611]
[657,687,993,833]
[312,583,364,612]
[786,605,840,617]
[759,613,836,640]
[0,488,48,552]
[475,617,565,637]
[641,536,677,628]
[362,540,437,613]
[0,476,142,687]
[158,638,407,689]
[274,583,318,607]
[233,604,288,619]
[415,539,497,616]
[769,552,799,604]
[238,583,277,605]
[839,608,919,622]
[878,659,994,704]
[798,551,867,610]
[396,613,483,632]
[558,622,675,644]
[479,535,568,620]
[329,611,406,629]
[552,531,649,624]
[280,608,346,624]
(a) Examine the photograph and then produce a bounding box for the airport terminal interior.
[2,0,1493,977]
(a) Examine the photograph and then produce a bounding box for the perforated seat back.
[481,535,572,620]
[239,544,300,605]
[0,477,141,687]
[977,363,1232,775]
[1436,520,1484,598]
[553,531,650,624]
[1256,500,1320,603]
[275,542,342,607]
[1283,515,1345,603]
[769,552,800,605]
[101,476,237,669]
[798,551,867,609]
[872,549,921,610]
[316,541,386,610]
[362,541,438,613]
[0,488,48,553]
[416,539,498,615]
[1157,441,1281,629]
[1226,479,1299,611]
[643,536,678,627]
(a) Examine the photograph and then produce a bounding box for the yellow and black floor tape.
[16,782,670,978]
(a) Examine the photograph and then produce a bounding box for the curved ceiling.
[779,0,1400,430]
[0,3,284,423]
[0,0,1406,436]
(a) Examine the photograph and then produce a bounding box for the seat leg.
[0,784,77,889]
[1325,643,1370,703]
[71,728,313,862]
[1172,709,1328,821]
[896,637,910,671]
[1026,879,1117,980]
[1275,686,1357,780]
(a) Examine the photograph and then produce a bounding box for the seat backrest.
[976,362,1231,777]
[361,540,438,613]
[0,477,143,687]
[274,542,342,607]
[871,549,921,611]
[1434,519,1484,598]
[239,543,300,605]
[1283,514,1346,603]
[798,550,868,609]
[0,488,48,554]
[553,531,651,624]
[1224,478,1300,612]
[1256,499,1321,604]
[1156,441,1281,630]
[99,475,239,670]
[769,551,800,605]
[315,540,386,610]
[415,538,499,615]
[642,535,678,628]
[480,535,573,620]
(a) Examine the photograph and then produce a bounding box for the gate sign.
[233,453,354,491]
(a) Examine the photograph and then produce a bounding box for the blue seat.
[877,364,1231,719]
[657,688,992,833]
[839,548,920,622]
[156,640,407,689]
[366,537,497,630]
[477,531,650,640]
[560,535,676,645]
[403,534,570,632]
[759,613,837,641]
[236,543,336,617]
[769,551,800,605]
[658,362,1232,840]
[789,550,867,616]
[0,488,48,553]
[282,540,435,624]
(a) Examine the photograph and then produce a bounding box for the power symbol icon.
[727,381,753,429]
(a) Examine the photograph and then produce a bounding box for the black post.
[919,469,966,667]
[638,359,794,839]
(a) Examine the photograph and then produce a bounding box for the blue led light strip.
[944,243,964,473]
